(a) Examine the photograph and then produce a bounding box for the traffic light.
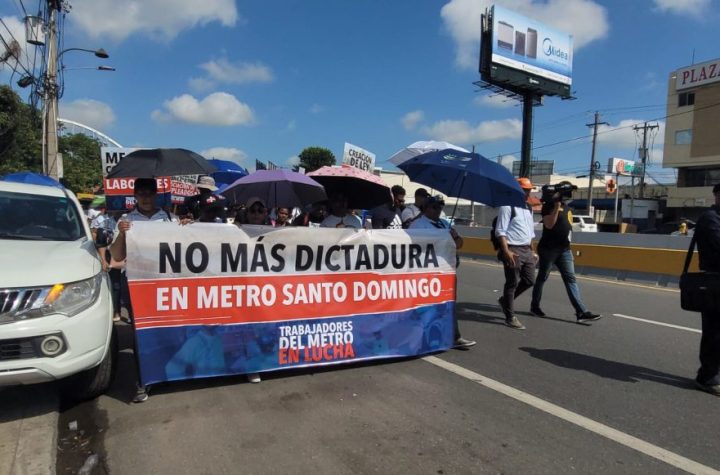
[606,178,616,194]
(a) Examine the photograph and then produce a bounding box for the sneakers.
[530,307,546,317]
[498,296,513,320]
[453,337,477,350]
[576,311,602,322]
[247,373,261,384]
[505,317,526,330]
[695,380,720,396]
[133,385,149,403]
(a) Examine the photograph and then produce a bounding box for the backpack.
[490,207,516,251]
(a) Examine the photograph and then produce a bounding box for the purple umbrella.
[220,169,327,208]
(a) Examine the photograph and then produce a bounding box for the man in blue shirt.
[495,178,537,330]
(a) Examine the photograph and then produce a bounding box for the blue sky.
[1,0,718,183]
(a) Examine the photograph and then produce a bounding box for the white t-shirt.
[401,204,421,225]
[320,214,363,229]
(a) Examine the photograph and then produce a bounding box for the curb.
[0,385,58,475]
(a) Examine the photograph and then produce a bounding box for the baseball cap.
[134,178,157,193]
[245,196,267,209]
[196,175,218,191]
[426,195,445,207]
[517,177,534,190]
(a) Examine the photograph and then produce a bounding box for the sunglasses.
[248,207,265,214]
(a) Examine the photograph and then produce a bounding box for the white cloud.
[286,120,297,131]
[0,16,28,72]
[189,58,273,92]
[597,119,666,163]
[286,155,301,168]
[151,92,255,126]
[60,99,116,131]
[188,77,215,93]
[421,118,522,144]
[401,110,425,130]
[473,95,517,108]
[653,0,710,17]
[68,0,238,41]
[200,58,273,84]
[200,147,248,165]
[309,104,325,114]
[440,0,609,69]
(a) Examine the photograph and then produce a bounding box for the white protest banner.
[125,224,457,385]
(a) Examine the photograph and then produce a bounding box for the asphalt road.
[54,259,720,474]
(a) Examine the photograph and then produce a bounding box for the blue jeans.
[531,246,587,315]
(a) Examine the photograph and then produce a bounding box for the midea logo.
[543,38,568,61]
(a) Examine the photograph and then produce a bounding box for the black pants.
[698,311,720,384]
[501,245,536,314]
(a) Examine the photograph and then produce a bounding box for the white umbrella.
[388,140,470,166]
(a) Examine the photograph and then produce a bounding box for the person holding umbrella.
[109,178,182,402]
[410,195,476,350]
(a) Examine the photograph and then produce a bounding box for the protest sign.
[126,224,456,385]
[342,143,375,172]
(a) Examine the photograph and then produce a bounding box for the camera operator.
[530,181,602,323]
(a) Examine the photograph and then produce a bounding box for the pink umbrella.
[307,165,392,209]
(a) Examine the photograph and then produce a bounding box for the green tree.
[0,85,42,174]
[58,133,103,193]
[295,146,335,173]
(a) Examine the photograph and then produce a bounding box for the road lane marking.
[423,356,719,475]
[613,313,701,334]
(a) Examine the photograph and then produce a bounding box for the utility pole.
[585,111,608,214]
[633,121,659,198]
[44,0,61,180]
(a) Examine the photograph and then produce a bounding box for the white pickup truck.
[0,180,116,399]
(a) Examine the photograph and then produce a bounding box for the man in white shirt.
[401,188,429,228]
[321,192,362,229]
[495,177,537,330]
[410,195,475,350]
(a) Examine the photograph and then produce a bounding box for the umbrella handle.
[449,171,467,221]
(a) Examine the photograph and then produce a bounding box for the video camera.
[541,182,578,203]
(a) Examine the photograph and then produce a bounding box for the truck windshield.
[0,191,85,241]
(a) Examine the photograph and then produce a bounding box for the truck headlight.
[19,274,103,319]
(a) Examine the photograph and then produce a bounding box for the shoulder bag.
[679,235,720,313]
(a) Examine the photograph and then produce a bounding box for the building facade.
[663,57,720,219]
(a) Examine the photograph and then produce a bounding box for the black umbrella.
[106,148,216,178]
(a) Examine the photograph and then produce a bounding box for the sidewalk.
[0,385,58,475]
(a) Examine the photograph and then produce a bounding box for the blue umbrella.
[1,172,64,188]
[397,149,526,209]
[207,159,249,187]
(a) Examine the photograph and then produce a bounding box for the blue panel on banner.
[135,303,455,386]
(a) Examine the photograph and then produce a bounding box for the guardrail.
[456,227,697,285]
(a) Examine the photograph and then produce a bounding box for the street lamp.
[43,41,110,179]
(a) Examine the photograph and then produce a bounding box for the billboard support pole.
[614,172,620,223]
[520,91,535,178]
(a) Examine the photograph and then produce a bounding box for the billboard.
[480,5,573,98]
[607,157,636,176]
[676,57,720,91]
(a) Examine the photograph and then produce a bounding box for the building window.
[678,92,695,107]
[678,168,720,187]
[675,129,693,145]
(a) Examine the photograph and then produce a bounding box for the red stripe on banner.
[129,272,455,329]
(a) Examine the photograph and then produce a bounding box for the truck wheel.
[65,328,117,402]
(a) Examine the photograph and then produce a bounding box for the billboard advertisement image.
[491,5,574,86]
